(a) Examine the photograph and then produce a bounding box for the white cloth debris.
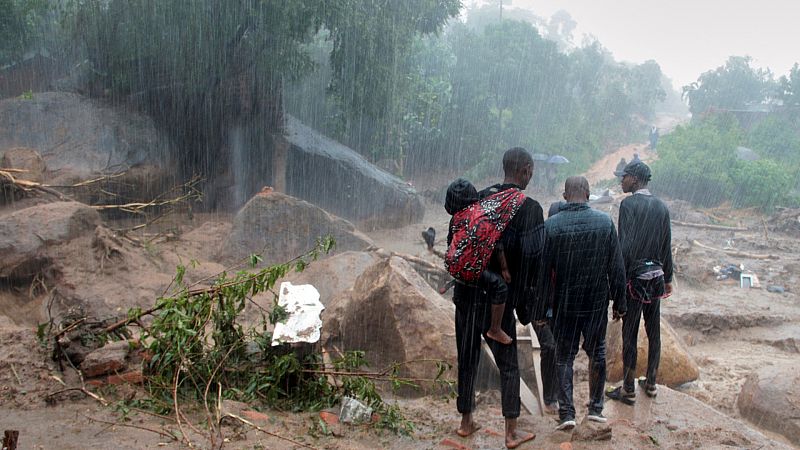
[271,282,324,346]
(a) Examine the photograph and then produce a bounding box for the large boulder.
[606,317,700,387]
[324,256,456,392]
[218,190,373,266]
[282,251,380,307]
[0,92,174,195]
[0,201,100,278]
[284,116,424,229]
[738,366,800,446]
[1,147,46,182]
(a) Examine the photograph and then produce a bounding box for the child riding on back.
[445,179,513,345]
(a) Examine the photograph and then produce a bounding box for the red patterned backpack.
[445,188,526,283]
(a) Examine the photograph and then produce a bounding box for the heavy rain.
[1,0,799,448]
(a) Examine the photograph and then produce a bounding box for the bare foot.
[505,430,535,449]
[456,421,482,437]
[486,328,513,345]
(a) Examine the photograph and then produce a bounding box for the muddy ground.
[2,139,799,448]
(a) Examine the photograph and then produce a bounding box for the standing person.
[542,176,626,430]
[453,147,545,449]
[649,127,659,151]
[606,161,673,403]
[614,158,627,181]
[444,178,514,345]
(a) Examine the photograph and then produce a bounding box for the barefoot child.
[445,179,513,345]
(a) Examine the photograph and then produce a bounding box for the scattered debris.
[339,396,373,424]
[271,282,324,346]
[767,285,786,294]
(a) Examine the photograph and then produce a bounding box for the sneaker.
[555,418,576,431]
[638,378,658,397]
[605,386,636,405]
[586,412,608,423]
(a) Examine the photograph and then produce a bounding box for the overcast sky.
[498,0,799,90]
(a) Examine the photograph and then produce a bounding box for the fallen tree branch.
[84,415,178,441]
[225,412,317,450]
[690,240,779,260]
[672,220,747,232]
[45,387,108,406]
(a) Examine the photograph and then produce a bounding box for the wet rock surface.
[738,366,800,446]
[218,190,373,266]
[0,201,100,278]
[324,256,456,391]
[0,92,172,185]
[605,317,700,387]
[284,116,424,229]
[1,147,46,182]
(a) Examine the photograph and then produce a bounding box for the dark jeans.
[532,322,557,405]
[622,294,661,390]
[454,283,520,418]
[554,312,608,420]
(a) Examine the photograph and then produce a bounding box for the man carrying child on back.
[445,147,545,449]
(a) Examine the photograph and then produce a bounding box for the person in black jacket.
[607,161,673,402]
[542,176,626,430]
[453,147,543,449]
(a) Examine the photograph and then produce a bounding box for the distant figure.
[448,148,542,449]
[607,161,674,404]
[614,157,627,180]
[445,179,512,345]
[631,153,642,164]
[648,127,659,151]
[546,164,558,195]
[542,176,626,430]
[422,227,436,250]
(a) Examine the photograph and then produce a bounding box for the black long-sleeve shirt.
[618,191,673,283]
[480,183,546,319]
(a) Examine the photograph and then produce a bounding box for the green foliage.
[651,113,799,210]
[682,56,775,116]
[746,115,800,164]
[134,235,433,434]
[777,63,800,107]
[0,0,48,64]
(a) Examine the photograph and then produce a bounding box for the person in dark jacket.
[607,161,673,402]
[453,147,543,449]
[542,176,626,430]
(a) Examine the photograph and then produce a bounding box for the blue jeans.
[554,312,608,420]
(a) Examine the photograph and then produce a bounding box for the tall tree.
[682,56,774,116]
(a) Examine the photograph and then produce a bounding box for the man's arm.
[607,224,627,317]
[515,201,546,324]
[661,206,674,293]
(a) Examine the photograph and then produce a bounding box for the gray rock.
[284,116,424,229]
[1,147,46,182]
[0,201,100,278]
[738,366,800,446]
[0,92,174,192]
[218,191,373,266]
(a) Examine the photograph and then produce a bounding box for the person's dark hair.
[445,178,479,215]
[502,147,533,175]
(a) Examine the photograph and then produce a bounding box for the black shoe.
[638,378,658,397]
[586,411,607,423]
[605,386,635,405]
[555,418,576,431]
